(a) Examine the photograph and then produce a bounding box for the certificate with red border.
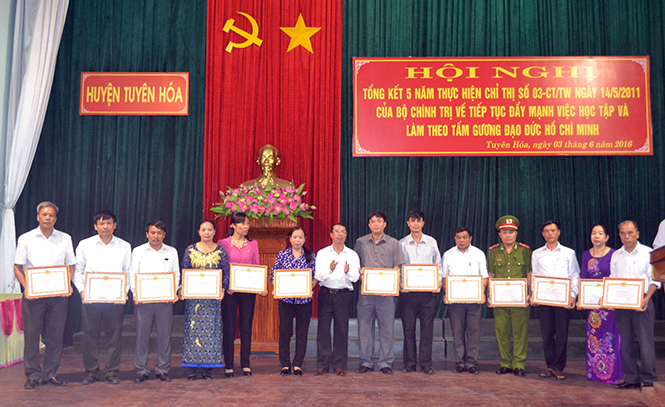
[84,271,127,304]
[25,265,71,299]
[361,268,399,296]
[531,275,571,307]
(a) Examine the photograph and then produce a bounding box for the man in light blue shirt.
[398,210,442,375]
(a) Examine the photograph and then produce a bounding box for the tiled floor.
[0,349,662,406]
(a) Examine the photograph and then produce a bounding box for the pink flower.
[274,204,282,212]
[283,209,291,215]
[225,202,234,209]
[311,205,316,210]
[290,201,298,210]
[300,203,306,210]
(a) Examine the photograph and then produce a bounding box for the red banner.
[79,72,189,115]
[353,57,652,156]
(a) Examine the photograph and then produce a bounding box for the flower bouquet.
[210,182,316,222]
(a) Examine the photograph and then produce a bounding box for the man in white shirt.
[398,210,442,375]
[531,220,580,380]
[442,227,488,375]
[74,210,131,385]
[314,223,360,376]
[14,201,75,389]
[653,218,665,249]
[611,220,660,390]
[131,220,180,383]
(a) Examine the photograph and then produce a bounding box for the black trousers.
[278,301,313,368]
[22,296,68,381]
[316,287,352,371]
[81,303,125,377]
[399,292,436,369]
[537,305,571,371]
[221,292,256,370]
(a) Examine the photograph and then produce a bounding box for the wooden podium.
[651,245,665,282]
[234,217,297,353]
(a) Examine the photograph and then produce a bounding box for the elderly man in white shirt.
[130,220,180,383]
[611,220,660,390]
[531,220,580,380]
[442,227,488,375]
[14,201,75,390]
[398,210,442,375]
[74,210,131,385]
[313,223,360,376]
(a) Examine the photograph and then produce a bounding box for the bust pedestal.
[234,218,297,353]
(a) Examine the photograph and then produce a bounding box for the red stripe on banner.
[205,0,343,318]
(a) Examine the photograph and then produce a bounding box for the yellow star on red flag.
[280,14,321,53]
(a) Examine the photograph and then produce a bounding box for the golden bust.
[241,144,291,188]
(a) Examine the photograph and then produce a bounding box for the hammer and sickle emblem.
[223,12,263,53]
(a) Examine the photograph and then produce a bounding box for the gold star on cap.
[280,14,321,53]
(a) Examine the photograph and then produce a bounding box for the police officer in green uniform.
[487,215,531,377]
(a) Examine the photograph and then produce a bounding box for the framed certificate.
[361,268,399,296]
[600,277,645,310]
[230,264,267,294]
[578,279,604,309]
[83,272,127,304]
[401,264,439,292]
[531,275,571,307]
[134,272,177,303]
[446,275,483,303]
[488,278,527,307]
[273,269,312,299]
[25,265,72,299]
[182,269,223,299]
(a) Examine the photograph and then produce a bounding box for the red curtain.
[205,1,343,314]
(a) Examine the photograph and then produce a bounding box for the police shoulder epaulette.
[488,244,499,250]
[519,243,530,249]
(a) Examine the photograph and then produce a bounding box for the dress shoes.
[468,366,480,375]
[422,366,434,375]
[24,379,39,390]
[281,367,291,376]
[613,381,641,390]
[642,382,654,388]
[380,367,393,375]
[453,366,465,373]
[43,377,68,387]
[106,376,120,385]
[242,368,253,377]
[314,368,327,376]
[335,368,346,376]
[134,373,149,383]
[293,368,303,376]
[82,375,98,385]
[156,373,172,382]
[224,369,234,378]
[513,368,525,377]
[495,367,513,375]
[357,365,373,374]
[401,365,417,373]
[201,374,212,381]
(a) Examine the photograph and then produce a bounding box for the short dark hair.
[406,210,425,221]
[198,219,216,230]
[541,220,560,231]
[591,224,609,235]
[618,220,639,232]
[225,212,250,238]
[330,223,346,233]
[145,220,167,234]
[455,227,472,237]
[368,211,387,224]
[93,210,116,225]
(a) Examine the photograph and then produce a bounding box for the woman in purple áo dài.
[579,224,622,384]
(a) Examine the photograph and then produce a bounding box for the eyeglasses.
[332,231,347,235]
